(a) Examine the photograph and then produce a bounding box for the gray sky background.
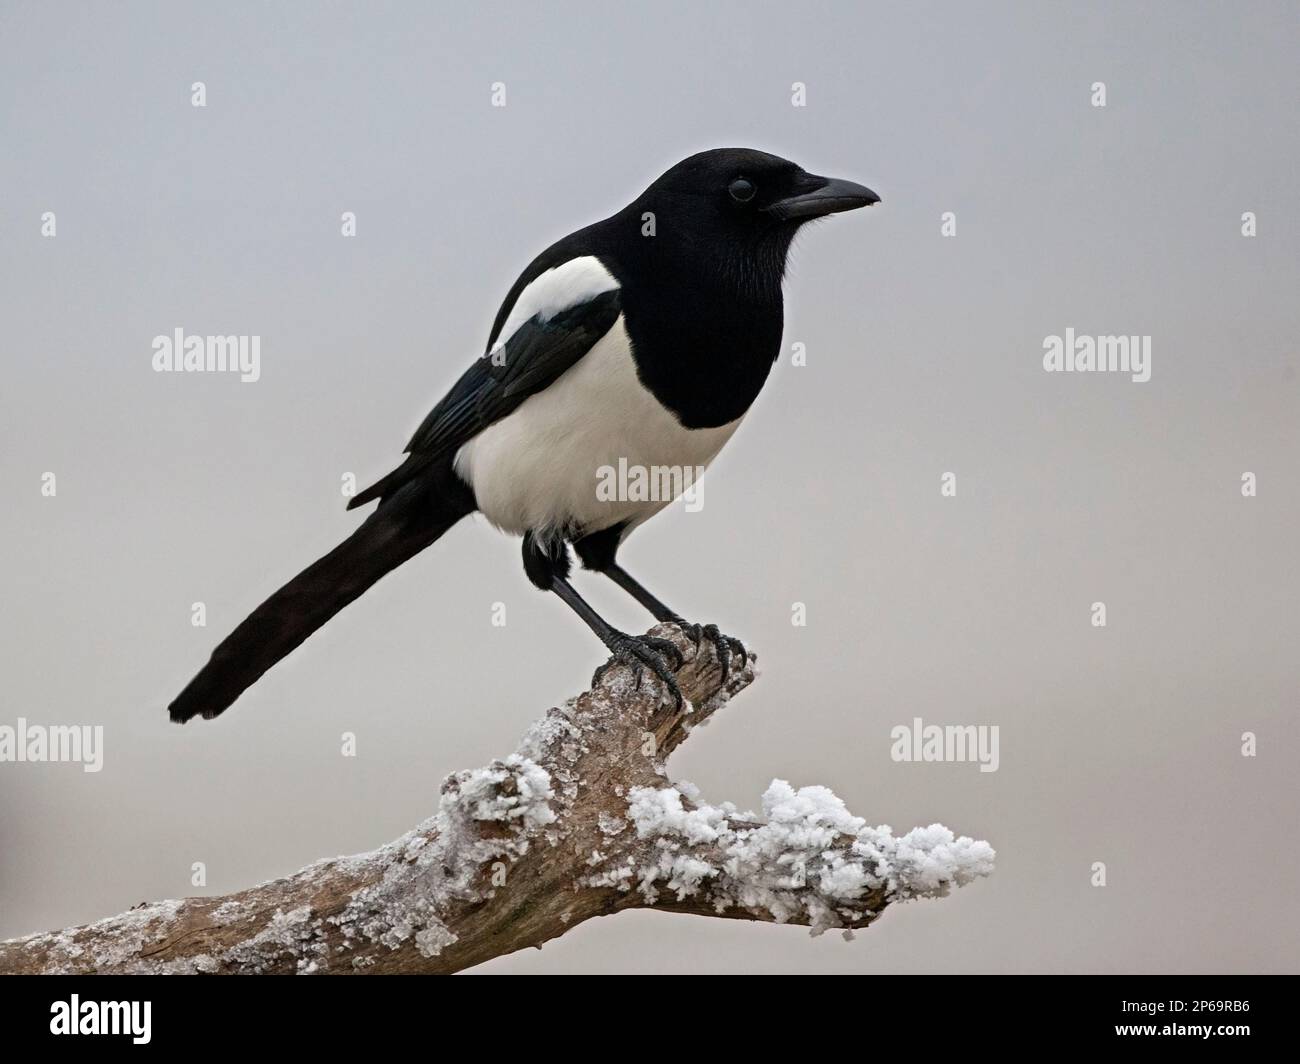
[2,0,1297,972]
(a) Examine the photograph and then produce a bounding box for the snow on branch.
[0,626,994,974]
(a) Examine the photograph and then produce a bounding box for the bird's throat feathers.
[614,199,794,308]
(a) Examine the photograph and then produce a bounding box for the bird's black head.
[625,147,879,301]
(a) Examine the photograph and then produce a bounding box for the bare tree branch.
[0,626,995,974]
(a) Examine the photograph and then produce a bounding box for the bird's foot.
[667,617,747,684]
[593,631,685,708]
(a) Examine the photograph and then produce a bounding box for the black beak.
[764,174,881,221]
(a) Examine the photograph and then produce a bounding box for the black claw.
[642,635,685,669]
[700,624,746,684]
[592,632,684,707]
[667,615,703,648]
[667,616,746,685]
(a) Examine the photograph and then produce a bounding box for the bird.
[168,147,879,723]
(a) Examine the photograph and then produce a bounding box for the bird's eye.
[728,177,756,203]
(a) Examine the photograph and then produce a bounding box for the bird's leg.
[568,529,745,682]
[601,563,746,684]
[548,574,684,707]
[524,532,684,706]
[601,562,677,624]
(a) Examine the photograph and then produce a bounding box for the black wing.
[348,285,622,510]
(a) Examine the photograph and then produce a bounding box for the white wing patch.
[489,256,620,356]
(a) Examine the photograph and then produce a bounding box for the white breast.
[455,314,742,543]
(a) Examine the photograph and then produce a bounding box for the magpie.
[168,148,878,722]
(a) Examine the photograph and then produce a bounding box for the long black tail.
[168,469,475,723]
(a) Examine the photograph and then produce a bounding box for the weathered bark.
[0,626,994,974]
